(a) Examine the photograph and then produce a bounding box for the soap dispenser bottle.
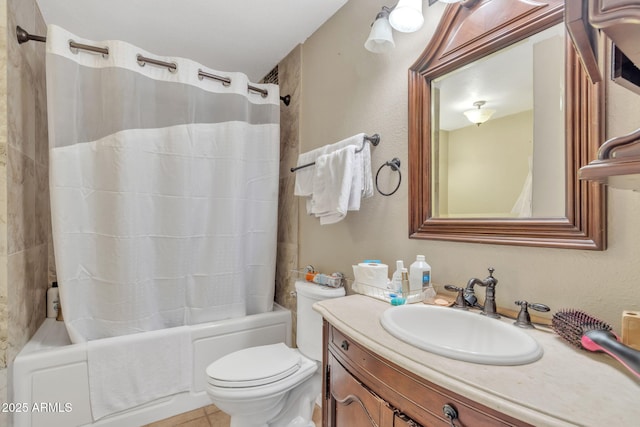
[391,260,404,293]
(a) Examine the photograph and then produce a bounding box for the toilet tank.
[295,280,345,362]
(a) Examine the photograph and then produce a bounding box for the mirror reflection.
[431,23,565,218]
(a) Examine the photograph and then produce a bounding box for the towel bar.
[290,134,380,173]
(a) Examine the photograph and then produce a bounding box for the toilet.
[205,280,345,427]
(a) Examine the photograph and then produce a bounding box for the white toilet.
[205,280,345,427]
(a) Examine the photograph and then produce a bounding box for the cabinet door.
[327,354,394,427]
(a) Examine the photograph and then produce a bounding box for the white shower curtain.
[46,25,280,343]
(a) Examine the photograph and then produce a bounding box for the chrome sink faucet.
[464,267,499,318]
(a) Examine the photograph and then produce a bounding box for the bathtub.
[12,304,292,427]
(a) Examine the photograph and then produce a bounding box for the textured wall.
[0,1,8,416]
[296,0,640,332]
[1,1,51,416]
[275,45,301,346]
[6,0,50,367]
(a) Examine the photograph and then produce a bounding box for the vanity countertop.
[313,294,640,427]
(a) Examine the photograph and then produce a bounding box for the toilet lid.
[206,343,302,388]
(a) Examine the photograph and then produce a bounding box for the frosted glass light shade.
[464,102,496,126]
[389,0,424,33]
[365,11,395,53]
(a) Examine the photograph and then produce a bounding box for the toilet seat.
[206,343,302,388]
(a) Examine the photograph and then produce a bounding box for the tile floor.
[144,404,322,427]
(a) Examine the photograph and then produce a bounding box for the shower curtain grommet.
[68,39,78,54]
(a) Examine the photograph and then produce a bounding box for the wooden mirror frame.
[408,0,606,250]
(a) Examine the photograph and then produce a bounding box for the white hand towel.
[346,139,373,210]
[310,145,356,225]
[360,142,374,199]
[294,133,366,197]
[294,147,324,197]
[88,326,192,420]
[348,150,363,211]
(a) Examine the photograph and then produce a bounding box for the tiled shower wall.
[1,0,52,413]
[275,45,301,345]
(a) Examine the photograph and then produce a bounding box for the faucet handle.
[525,302,550,313]
[484,267,497,287]
[444,285,468,310]
[513,301,550,328]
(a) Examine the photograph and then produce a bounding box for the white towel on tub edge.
[87,325,192,420]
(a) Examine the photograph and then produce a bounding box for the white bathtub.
[12,305,292,427]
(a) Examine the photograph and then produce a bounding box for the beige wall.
[1,0,52,415]
[443,111,533,216]
[288,0,640,333]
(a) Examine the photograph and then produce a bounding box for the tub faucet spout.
[464,267,499,318]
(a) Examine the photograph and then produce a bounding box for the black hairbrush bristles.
[552,309,613,349]
[552,309,640,379]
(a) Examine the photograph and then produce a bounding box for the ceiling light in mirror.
[463,101,495,126]
[389,0,424,33]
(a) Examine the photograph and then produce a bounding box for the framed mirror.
[408,0,605,250]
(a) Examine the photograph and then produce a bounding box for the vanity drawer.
[327,324,532,427]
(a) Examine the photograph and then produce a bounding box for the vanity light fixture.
[365,0,431,53]
[389,0,424,33]
[364,7,395,53]
[463,101,496,126]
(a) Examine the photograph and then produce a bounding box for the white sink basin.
[380,304,543,365]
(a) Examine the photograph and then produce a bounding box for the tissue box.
[352,263,389,289]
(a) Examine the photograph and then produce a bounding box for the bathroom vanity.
[315,295,640,427]
[324,323,528,426]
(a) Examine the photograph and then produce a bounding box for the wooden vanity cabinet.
[567,0,640,189]
[567,0,640,85]
[322,321,533,427]
[589,0,640,71]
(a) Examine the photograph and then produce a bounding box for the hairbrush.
[552,309,640,379]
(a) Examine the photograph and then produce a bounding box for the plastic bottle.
[410,255,435,303]
[47,282,59,318]
[409,255,430,291]
[391,260,404,293]
[423,281,437,304]
[306,271,343,288]
[400,268,410,298]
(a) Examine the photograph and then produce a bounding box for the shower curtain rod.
[290,133,381,172]
[16,25,291,105]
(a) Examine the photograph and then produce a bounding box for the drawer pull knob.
[443,404,459,427]
[341,340,350,351]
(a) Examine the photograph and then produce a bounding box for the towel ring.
[375,158,401,196]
